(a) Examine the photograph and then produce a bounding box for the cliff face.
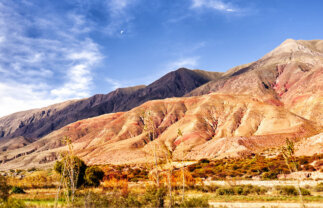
[0,68,216,142]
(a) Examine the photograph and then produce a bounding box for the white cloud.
[167,57,200,70]
[191,0,237,12]
[104,0,136,36]
[0,82,62,117]
[105,77,122,90]
[107,0,131,13]
[0,1,103,117]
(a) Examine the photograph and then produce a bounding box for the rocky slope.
[0,68,217,147]
[0,93,320,170]
[187,39,323,125]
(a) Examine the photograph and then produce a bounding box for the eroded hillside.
[1,93,320,170]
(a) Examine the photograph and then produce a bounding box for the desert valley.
[0,1,323,207]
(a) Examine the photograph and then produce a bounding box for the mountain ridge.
[0,39,322,170]
[0,68,217,142]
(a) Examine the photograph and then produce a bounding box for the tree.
[281,138,304,208]
[178,128,186,202]
[54,136,87,207]
[54,155,87,188]
[85,166,104,187]
[140,110,160,186]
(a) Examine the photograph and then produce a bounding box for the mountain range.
[0,39,322,170]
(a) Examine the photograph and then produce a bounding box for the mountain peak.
[264,39,309,58]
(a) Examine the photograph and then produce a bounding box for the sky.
[0,0,323,117]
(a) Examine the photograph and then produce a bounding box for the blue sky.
[0,0,323,116]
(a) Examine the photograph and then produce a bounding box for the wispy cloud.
[191,0,238,12]
[104,0,137,36]
[51,39,102,99]
[0,82,62,117]
[167,57,200,70]
[105,77,123,90]
[0,1,103,117]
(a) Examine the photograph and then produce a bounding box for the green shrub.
[174,196,209,207]
[216,187,234,195]
[76,191,110,208]
[215,185,268,196]
[276,186,298,196]
[300,188,311,196]
[0,176,9,201]
[142,185,166,208]
[54,156,87,188]
[85,166,104,187]
[199,159,210,164]
[242,185,268,195]
[0,198,25,208]
[10,187,25,194]
[262,171,278,179]
[121,194,143,208]
[315,183,323,192]
[206,184,220,192]
[27,167,37,172]
[275,186,311,196]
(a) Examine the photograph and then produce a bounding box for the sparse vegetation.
[186,153,323,180]
[54,155,87,188]
[275,185,311,196]
[174,196,209,207]
[10,187,25,194]
[1,150,322,207]
[281,139,305,207]
[215,185,268,196]
[0,176,10,201]
[84,166,104,187]
[315,183,323,192]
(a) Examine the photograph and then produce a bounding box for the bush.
[175,196,209,207]
[0,176,9,201]
[199,159,210,164]
[54,156,87,188]
[302,165,316,171]
[75,192,110,208]
[275,186,311,196]
[276,186,298,196]
[216,187,234,195]
[241,185,268,195]
[315,183,323,192]
[206,184,220,192]
[215,185,267,196]
[7,170,58,189]
[262,171,278,179]
[300,188,311,196]
[10,187,25,194]
[0,198,25,208]
[75,190,145,208]
[142,185,166,208]
[27,167,37,172]
[85,166,104,187]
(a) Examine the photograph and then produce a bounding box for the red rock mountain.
[0,39,322,170]
[188,39,323,125]
[0,68,218,147]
